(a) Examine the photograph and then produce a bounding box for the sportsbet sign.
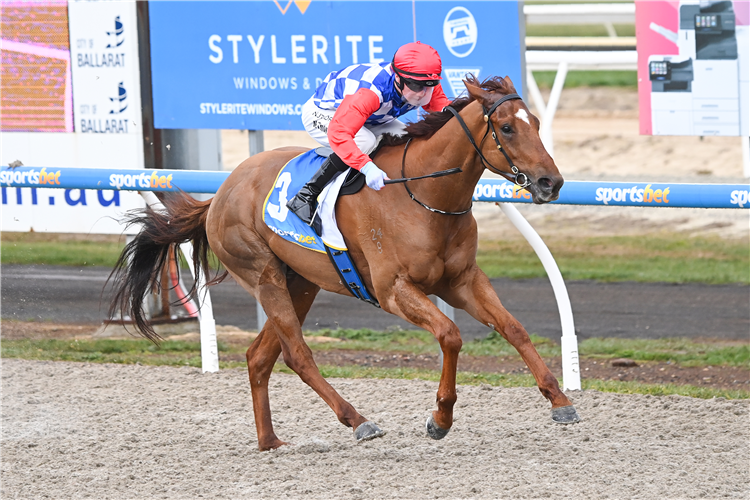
[3,167,748,210]
[148,0,524,130]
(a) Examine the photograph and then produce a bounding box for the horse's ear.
[464,80,490,103]
[503,76,518,93]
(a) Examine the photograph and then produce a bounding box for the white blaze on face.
[515,108,530,125]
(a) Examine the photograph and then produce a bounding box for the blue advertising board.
[148,0,523,130]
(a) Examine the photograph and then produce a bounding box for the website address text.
[199,102,303,116]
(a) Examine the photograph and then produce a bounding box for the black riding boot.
[286,154,348,225]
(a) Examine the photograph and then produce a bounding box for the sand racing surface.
[2,359,748,499]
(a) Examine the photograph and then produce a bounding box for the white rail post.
[497,203,581,391]
[179,242,219,373]
[540,61,568,158]
[139,191,219,373]
[526,67,547,123]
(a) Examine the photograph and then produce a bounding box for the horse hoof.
[551,405,581,424]
[354,421,386,442]
[425,415,450,440]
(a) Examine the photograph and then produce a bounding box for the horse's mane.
[379,74,518,148]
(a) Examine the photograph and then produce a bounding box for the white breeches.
[301,97,407,157]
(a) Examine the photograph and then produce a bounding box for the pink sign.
[635,0,748,137]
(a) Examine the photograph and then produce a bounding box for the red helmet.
[392,42,443,83]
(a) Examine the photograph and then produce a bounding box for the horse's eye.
[501,125,512,134]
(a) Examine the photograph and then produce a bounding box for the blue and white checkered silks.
[312,62,417,125]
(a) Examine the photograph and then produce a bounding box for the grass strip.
[579,337,750,368]
[3,335,748,400]
[477,235,750,284]
[1,239,125,267]
[0,338,234,368]
[4,331,747,369]
[311,329,750,368]
[531,70,636,89]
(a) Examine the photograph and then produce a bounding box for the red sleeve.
[328,88,382,170]
[422,84,452,113]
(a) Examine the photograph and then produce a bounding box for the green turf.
[476,234,750,284]
[3,329,746,369]
[526,23,635,38]
[1,239,125,267]
[531,70,637,89]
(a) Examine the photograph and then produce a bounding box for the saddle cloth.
[262,149,348,253]
[262,149,379,307]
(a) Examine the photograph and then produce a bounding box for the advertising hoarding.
[4,166,747,210]
[1,0,146,234]
[148,0,524,130]
[67,0,144,137]
[636,0,749,136]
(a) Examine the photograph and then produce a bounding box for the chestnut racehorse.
[109,76,581,451]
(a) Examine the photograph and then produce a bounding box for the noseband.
[445,93,531,189]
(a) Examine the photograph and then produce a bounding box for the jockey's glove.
[361,161,389,191]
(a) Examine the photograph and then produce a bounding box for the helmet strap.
[394,75,406,95]
[391,60,406,94]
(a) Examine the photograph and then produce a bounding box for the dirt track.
[2,359,748,499]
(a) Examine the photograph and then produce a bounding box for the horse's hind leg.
[245,272,319,450]
[243,262,385,446]
[452,267,580,424]
[246,324,284,450]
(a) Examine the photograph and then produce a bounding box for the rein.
[445,93,531,189]
[398,138,473,215]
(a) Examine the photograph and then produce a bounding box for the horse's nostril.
[538,177,554,192]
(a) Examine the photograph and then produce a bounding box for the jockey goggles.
[392,59,440,93]
[401,78,439,92]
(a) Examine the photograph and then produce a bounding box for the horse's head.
[464,76,563,204]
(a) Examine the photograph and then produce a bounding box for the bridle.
[445,93,531,189]
[396,92,530,216]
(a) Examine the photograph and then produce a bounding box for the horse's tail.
[107,192,226,343]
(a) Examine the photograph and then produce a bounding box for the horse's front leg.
[385,278,462,439]
[450,267,580,424]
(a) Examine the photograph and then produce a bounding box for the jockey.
[286,41,452,224]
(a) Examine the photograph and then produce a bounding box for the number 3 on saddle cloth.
[263,149,379,307]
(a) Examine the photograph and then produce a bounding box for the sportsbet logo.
[730,189,749,208]
[267,224,317,246]
[473,183,531,200]
[595,184,670,205]
[108,171,174,190]
[0,167,62,186]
